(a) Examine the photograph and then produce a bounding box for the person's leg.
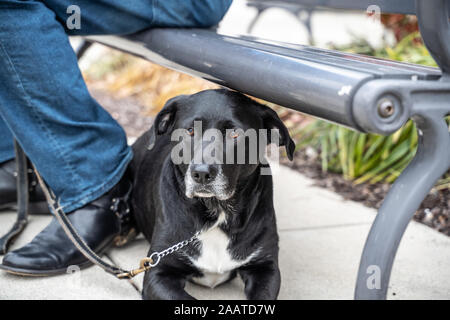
[0,1,136,213]
[43,0,232,35]
[147,0,233,28]
[0,0,232,274]
[0,0,232,174]
[0,0,232,212]
[0,0,154,274]
[0,0,167,166]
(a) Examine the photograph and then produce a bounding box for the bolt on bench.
[1,0,449,300]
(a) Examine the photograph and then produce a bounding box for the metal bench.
[2,0,449,300]
[245,0,450,44]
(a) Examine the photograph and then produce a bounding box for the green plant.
[294,33,449,189]
[295,120,420,184]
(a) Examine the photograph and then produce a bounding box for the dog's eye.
[229,129,239,139]
[186,127,194,136]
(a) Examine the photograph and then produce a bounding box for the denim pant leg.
[0,0,232,212]
[41,0,233,35]
[0,1,136,213]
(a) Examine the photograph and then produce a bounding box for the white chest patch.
[189,212,259,288]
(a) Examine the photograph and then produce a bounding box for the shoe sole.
[0,259,94,276]
[0,239,115,276]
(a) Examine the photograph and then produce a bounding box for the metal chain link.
[148,231,201,267]
[117,231,202,278]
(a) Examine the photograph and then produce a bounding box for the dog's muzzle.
[185,164,233,200]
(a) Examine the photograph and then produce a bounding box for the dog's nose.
[191,164,217,184]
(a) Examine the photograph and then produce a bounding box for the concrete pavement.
[0,165,448,300]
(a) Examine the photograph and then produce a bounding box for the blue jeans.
[0,0,232,212]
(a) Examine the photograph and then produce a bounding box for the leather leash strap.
[33,167,151,279]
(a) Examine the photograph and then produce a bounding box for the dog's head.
[148,89,295,200]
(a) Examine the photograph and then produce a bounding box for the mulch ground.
[92,88,449,237]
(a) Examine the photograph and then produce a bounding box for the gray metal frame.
[354,80,450,299]
[355,0,450,299]
[247,1,315,44]
[246,0,450,45]
[87,30,440,134]
[3,0,449,300]
[248,0,450,15]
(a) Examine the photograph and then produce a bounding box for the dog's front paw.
[142,271,196,300]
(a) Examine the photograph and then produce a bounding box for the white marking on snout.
[190,211,260,288]
[184,165,233,200]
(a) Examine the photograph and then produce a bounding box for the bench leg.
[354,109,450,299]
[75,39,93,60]
[247,8,265,34]
[296,8,314,45]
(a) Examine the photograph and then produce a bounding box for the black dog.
[131,89,295,300]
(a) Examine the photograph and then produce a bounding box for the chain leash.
[117,231,201,279]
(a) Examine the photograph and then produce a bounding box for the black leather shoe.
[0,169,136,276]
[0,159,50,214]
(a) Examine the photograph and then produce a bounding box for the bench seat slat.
[88,29,440,131]
[229,36,440,79]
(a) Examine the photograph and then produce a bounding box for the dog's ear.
[257,104,296,161]
[148,95,185,150]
